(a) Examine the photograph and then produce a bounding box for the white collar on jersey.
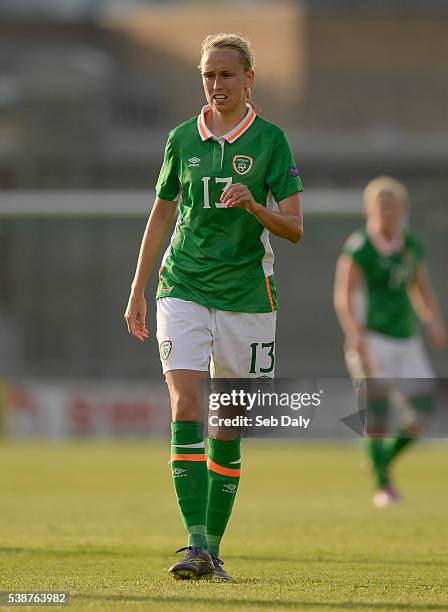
[197,102,257,143]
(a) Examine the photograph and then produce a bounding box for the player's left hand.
[220,183,258,213]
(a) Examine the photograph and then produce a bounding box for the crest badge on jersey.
[232,155,253,175]
[160,339,172,360]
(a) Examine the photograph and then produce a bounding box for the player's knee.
[171,396,200,421]
[366,428,387,438]
[404,421,423,435]
[402,394,433,434]
[402,412,429,435]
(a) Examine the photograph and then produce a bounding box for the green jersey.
[342,228,424,338]
[155,104,303,312]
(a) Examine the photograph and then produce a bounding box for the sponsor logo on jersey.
[232,155,253,175]
[223,483,237,493]
[188,156,201,167]
[160,339,172,360]
[289,166,300,177]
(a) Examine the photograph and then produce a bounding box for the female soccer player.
[124,33,303,579]
[334,176,446,507]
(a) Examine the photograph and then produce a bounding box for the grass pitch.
[1,440,447,611]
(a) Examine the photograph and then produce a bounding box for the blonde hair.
[199,32,259,113]
[363,176,409,208]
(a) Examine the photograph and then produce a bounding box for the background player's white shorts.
[365,331,434,379]
[156,297,276,378]
[345,331,435,399]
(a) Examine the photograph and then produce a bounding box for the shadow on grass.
[227,555,448,568]
[1,547,447,569]
[75,594,448,610]
[0,546,160,558]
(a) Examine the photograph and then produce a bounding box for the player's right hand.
[345,331,375,377]
[124,292,149,342]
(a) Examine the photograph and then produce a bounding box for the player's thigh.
[397,336,435,379]
[156,297,213,374]
[211,310,277,378]
[396,335,435,398]
[165,369,208,421]
[365,331,399,379]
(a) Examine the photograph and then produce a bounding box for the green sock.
[363,397,389,488]
[383,428,416,467]
[171,420,208,549]
[206,438,241,557]
[362,437,388,488]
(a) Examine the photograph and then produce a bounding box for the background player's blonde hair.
[199,32,259,113]
[363,176,409,208]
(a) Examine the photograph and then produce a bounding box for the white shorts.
[345,332,435,398]
[365,331,434,379]
[156,297,277,378]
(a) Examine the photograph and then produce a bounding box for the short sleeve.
[342,231,367,269]
[265,129,303,203]
[155,132,180,201]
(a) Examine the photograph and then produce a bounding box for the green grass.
[1,440,447,611]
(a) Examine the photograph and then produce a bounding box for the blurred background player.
[124,33,303,580]
[333,176,446,507]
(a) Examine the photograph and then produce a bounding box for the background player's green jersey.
[342,228,424,338]
[155,105,303,313]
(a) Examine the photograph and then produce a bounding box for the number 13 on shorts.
[249,341,275,374]
[157,298,276,378]
[210,310,277,378]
